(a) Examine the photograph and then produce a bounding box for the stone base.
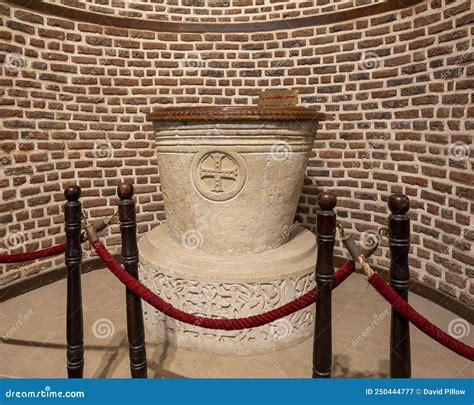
[138,224,316,355]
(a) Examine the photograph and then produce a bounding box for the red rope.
[0,243,66,264]
[369,273,474,361]
[0,220,111,264]
[92,240,354,330]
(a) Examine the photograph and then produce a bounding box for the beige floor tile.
[0,269,471,378]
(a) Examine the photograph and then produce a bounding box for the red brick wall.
[43,0,382,22]
[0,1,472,308]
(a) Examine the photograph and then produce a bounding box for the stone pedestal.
[141,106,324,354]
[140,225,316,354]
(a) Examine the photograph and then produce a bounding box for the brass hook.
[102,211,118,227]
[336,221,345,238]
[80,208,98,243]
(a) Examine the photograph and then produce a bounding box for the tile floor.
[0,269,471,378]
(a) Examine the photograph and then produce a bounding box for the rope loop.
[92,238,355,331]
[0,213,117,264]
[92,238,474,361]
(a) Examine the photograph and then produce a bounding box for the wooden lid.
[147,106,325,122]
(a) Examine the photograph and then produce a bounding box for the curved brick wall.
[43,0,381,23]
[0,0,472,309]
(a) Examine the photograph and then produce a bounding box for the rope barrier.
[5,199,472,362]
[92,239,355,330]
[0,215,116,264]
[0,242,67,264]
[368,273,474,361]
[93,238,474,360]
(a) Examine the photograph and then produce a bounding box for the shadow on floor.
[332,353,389,378]
[1,337,390,378]
[1,336,185,378]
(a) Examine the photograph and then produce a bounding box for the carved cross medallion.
[192,150,247,202]
[199,152,239,193]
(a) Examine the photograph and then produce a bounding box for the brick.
[47,17,74,30]
[6,20,34,34]
[38,28,64,40]
[0,0,471,308]
[14,10,44,24]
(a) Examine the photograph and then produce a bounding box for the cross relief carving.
[192,150,247,201]
[199,152,239,193]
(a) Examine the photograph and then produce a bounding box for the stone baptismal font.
[140,106,324,354]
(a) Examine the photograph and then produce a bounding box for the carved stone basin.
[140,106,324,354]
[147,106,324,255]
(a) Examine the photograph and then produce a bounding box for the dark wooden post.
[64,185,84,378]
[312,192,337,378]
[388,193,411,378]
[117,183,148,378]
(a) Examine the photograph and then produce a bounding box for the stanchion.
[388,194,411,378]
[117,183,148,378]
[313,192,337,378]
[64,185,84,378]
